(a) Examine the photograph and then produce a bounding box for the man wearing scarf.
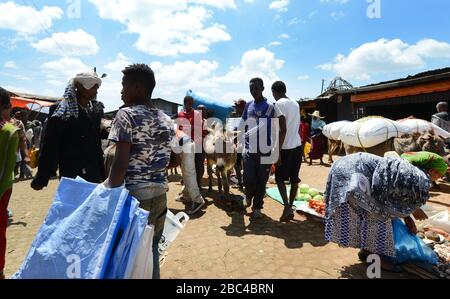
[31,71,106,190]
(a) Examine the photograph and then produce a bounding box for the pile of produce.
[308,200,325,216]
[297,184,325,216]
[417,225,450,279]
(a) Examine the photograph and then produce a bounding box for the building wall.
[353,90,450,121]
[153,100,179,117]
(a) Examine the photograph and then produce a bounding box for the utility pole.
[321,79,326,94]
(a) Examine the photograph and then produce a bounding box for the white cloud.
[269,41,282,47]
[31,30,100,56]
[215,48,284,85]
[88,0,232,57]
[269,0,290,13]
[41,57,91,86]
[105,53,133,73]
[4,61,17,69]
[297,75,310,80]
[99,48,285,110]
[0,1,63,35]
[318,38,450,81]
[191,0,237,9]
[98,57,220,111]
[279,33,290,39]
[0,71,30,81]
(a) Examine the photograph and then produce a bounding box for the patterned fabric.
[52,81,80,120]
[52,72,103,121]
[109,105,175,188]
[325,202,395,257]
[324,153,431,257]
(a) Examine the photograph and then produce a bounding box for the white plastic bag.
[130,225,154,279]
[323,121,351,141]
[340,117,410,148]
[397,118,450,138]
[158,211,189,256]
[417,205,450,233]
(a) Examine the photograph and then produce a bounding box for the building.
[313,68,450,122]
[104,98,182,119]
[152,98,182,118]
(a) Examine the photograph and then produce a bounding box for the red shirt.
[299,122,310,144]
[178,110,206,147]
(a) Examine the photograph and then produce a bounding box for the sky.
[1,0,450,112]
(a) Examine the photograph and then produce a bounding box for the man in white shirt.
[272,81,302,222]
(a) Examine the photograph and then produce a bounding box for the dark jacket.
[33,104,106,187]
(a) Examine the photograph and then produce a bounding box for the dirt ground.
[4,157,450,279]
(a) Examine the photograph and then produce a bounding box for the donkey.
[204,127,238,203]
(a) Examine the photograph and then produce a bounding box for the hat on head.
[309,110,325,119]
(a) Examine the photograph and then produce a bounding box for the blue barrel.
[186,90,234,123]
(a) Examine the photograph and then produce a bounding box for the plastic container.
[158,210,190,256]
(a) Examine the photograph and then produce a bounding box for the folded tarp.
[13,177,149,279]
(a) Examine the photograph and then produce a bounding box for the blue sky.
[1,0,450,111]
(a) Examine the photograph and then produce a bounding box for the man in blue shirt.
[241,78,285,219]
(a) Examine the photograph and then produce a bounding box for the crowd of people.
[0,62,449,279]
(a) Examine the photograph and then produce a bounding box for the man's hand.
[275,155,283,167]
[31,180,44,191]
[412,209,428,221]
[404,216,418,235]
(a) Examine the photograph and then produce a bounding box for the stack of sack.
[12,177,154,279]
[339,117,411,148]
[397,118,450,139]
[322,121,351,141]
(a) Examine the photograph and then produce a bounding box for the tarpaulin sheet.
[13,177,138,279]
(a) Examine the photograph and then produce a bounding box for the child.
[0,87,20,279]
[104,64,175,279]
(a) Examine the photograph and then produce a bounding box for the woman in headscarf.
[31,71,106,191]
[308,111,326,165]
[324,151,448,271]
[0,87,20,279]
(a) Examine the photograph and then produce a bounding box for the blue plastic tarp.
[13,177,149,279]
[187,90,234,123]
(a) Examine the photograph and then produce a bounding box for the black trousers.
[195,152,206,189]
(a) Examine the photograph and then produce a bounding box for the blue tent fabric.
[13,177,149,279]
[187,90,234,123]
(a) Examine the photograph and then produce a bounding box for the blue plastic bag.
[13,178,133,279]
[391,218,439,265]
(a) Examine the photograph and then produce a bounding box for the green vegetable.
[297,194,312,201]
[313,195,323,201]
[299,184,310,194]
[308,188,319,197]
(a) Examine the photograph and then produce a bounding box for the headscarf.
[401,151,449,176]
[52,71,102,120]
